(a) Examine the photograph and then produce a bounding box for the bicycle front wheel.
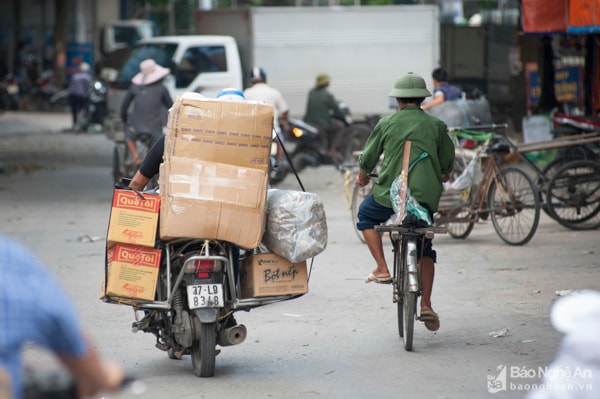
[545,160,600,230]
[488,167,540,245]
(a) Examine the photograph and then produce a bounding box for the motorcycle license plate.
[187,284,223,309]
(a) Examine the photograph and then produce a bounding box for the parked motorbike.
[73,78,108,133]
[20,69,59,111]
[112,184,305,377]
[0,74,21,111]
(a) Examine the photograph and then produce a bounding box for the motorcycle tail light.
[292,127,304,138]
[185,259,222,275]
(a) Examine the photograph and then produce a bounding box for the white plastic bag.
[262,189,328,263]
[448,157,482,191]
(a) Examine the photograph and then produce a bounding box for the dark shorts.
[356,194,437,262]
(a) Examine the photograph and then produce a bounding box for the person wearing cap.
[120,59,173,166]
[244,67,290,163]
[355,72,455,332]
[67,62,92,130]
[303,73,348,163]
[421,67,463,110]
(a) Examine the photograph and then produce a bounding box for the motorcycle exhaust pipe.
[217,324,247,346]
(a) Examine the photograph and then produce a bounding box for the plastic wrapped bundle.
[263,189,328,263]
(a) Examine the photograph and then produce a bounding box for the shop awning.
[522,0,600,33]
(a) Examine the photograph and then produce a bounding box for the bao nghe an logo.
[488,365,593,394]
[488,365,507,393]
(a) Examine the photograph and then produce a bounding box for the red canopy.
[522,0,568,33]
[522,0,600,33]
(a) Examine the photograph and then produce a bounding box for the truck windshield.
[114,43,178,89]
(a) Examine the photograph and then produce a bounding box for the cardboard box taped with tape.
[164,97,274,170]
[159,97,273,249]
[159,156,269,249]
[241,253,308,298]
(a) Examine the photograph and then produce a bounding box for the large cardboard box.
[165,98,274,170]
[103,243,161,301]
[241,253,308,298]
[106,189,160,247]
[159,157,268,249]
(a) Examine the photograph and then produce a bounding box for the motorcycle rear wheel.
[191,322,217,377]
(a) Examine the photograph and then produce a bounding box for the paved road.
[1,112,599,398]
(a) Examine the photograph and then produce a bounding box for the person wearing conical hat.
[120,59,173,166]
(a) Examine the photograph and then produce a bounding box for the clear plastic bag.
[390,178,432,226]
[448,157,482,191]
[262,189,328,263]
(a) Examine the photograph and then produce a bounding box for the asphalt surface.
[1,111,599,399]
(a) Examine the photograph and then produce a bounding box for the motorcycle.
[73,78,108,133]
[113,184,305,377]
[268,109,376,185]
[0,74,21,111]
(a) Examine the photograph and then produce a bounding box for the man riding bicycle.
[355,72,455,331]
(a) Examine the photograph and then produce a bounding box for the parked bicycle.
[436,128,541,245]
[375,222,446,351]
[544,159,600,230]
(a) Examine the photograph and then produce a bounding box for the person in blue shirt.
[0,235,123,399]
[421,67,463,110]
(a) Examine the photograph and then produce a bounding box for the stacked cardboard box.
[240,253,308,298]
[159,97,274,249]
[103,189,161,302]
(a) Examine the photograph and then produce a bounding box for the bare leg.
[419,256,435,312]
[362,228,390,278]
[126,139,141,165]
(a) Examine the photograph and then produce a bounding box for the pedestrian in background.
[421,67,462,110]
[120,59,173,166]
[67,62,92,130]
[244,66,290,162]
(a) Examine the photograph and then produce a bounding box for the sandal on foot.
[365,273,392,284]
[420,310,440,331]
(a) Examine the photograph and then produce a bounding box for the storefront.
[522,0,600,115]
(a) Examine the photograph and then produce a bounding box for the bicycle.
[436,129,541,245]
[112,126,158,187]
[544,159,600,230]
[375,222,447,351]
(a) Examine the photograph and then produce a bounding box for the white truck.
[194,5,440,117]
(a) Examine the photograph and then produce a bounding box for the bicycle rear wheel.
[488,167,540,245]
[545,160,600,230]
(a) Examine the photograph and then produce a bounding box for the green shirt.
[358,106,455,211]
[303,86,345,128]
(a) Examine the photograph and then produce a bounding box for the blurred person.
[355,72,454,331]
[421,67,462,110]
[67,62,92,130]
[303,73,350,163]
[120,59,173,167]
[0,234,124,399]
[244,67,290,162]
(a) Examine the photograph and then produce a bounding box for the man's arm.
[58,337,124,398]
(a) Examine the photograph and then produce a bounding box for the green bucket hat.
[388,72,431,98]
[316,73,330,86]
